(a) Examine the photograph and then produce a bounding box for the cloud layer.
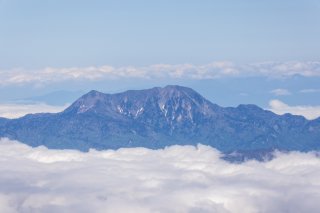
[1,61,320,86]
[270,88,291,96]
[268,99,320,120]
[0,138,320,213]
[0,103,69,119]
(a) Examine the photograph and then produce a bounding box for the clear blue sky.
[0,0,320,113]
[0,0,320,68]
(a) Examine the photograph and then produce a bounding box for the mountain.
[0,85,319,160]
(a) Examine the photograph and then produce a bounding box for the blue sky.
[1,0,320,68]
[0,0,320,119]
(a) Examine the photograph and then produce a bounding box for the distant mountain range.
[0,85,319,160]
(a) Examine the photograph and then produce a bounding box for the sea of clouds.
[0,138,320,213]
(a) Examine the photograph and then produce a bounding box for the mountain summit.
[63,85,220,131]
[66,85,216,115]
[0,85,319,160]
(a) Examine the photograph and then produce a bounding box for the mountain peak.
[162,85,196,93]
[63,85,215,121]
[163,85,187,90]
[158,85,202,99]
[1,85,319,160]
[64,90,108,114]
[84,90,105,97]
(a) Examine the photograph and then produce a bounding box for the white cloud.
[270,88,291,96]
[248,61,320,77]
[0,62,237,86]
[0,138,320,213]
[0,103,69,119]
[1,61,319,86]
[268,99,320,120]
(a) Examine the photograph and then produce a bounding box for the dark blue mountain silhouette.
[0,85,319,160]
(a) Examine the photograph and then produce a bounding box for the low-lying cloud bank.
[269,99,320,120]
[1,61,320,86]
[0,138,320,213]
[0,103,69,119]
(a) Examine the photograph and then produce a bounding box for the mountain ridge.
[0,85,319,160]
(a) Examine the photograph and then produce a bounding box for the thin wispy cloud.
[268,99,320,120]
[0,62,237,86]
[248,61,320,77]
[0,138,319,213]
[1,61,320,86]
[270,88,291,96]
